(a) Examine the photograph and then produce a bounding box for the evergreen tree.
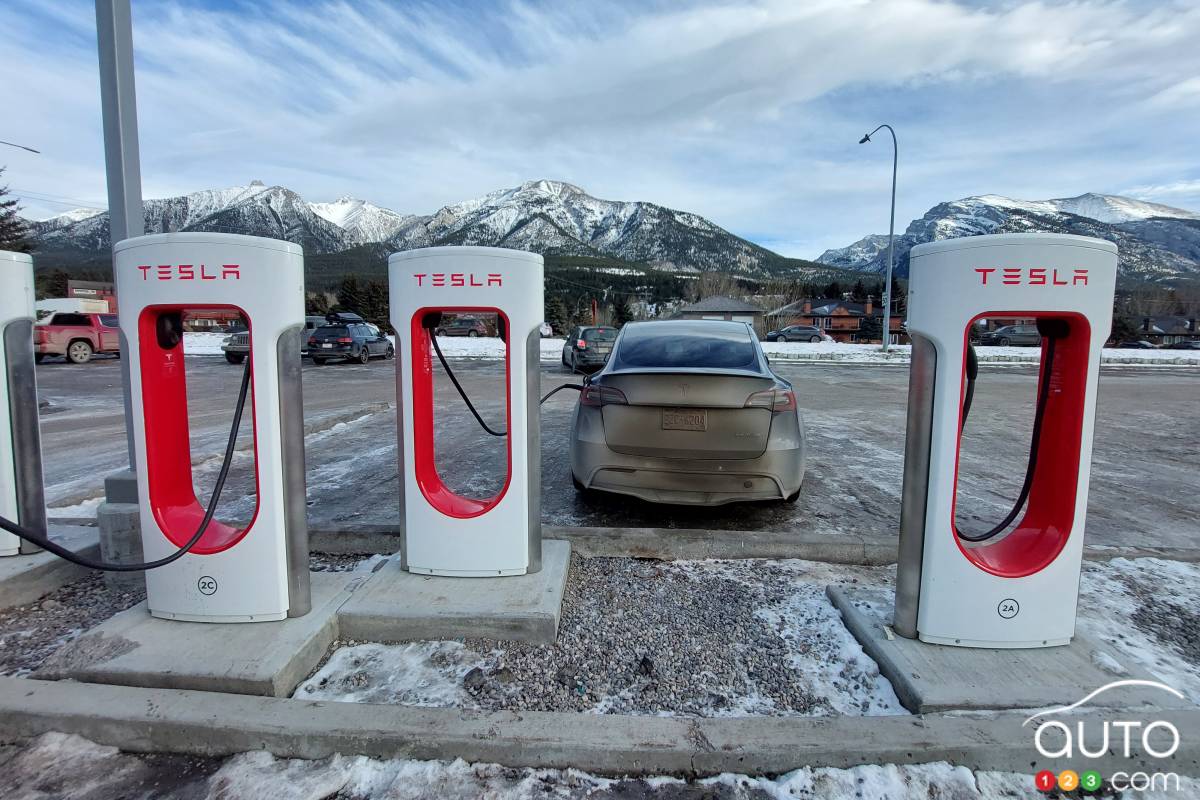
[335,275,364,313]
[858,315,883,343]
[850,279,867,302]
[545,294,570,335]
[822,281,843,299]
[305,291,332,316]
[612,296,635,327]
[35,268,70,299]
[0,169,32,253]
[361,280,391,330]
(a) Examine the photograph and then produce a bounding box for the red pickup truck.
[35,312,121,364]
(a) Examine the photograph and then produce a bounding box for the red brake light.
[580,385,627,407]
[307,337,317,345]
[337,337,353,343]
[745,389,796,412]
[576,339,588,349]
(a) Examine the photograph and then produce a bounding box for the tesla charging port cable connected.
[423,312,583,437]
[954,318,1067,543]
[0,354,252,572]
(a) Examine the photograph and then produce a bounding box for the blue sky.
[3,0,1199,258]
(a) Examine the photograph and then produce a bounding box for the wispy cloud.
[4,0,1199,257]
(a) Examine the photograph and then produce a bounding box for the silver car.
[569,320,806,505]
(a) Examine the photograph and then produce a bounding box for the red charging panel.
[951,312,1091,578]
[138,306,260,554]
[409,307,513,518]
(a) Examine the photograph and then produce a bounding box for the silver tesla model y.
[569,319,806,506]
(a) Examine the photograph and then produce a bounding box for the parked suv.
[764,324,824,343]
[34,312,120,364]
[562,326,617,372]
[435,316,489,337]
[222,315,326,364]
[980,324,1041,347]
[309,314,394,364]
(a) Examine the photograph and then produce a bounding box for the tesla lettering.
[974,267,1088,286]
[137,264,241,280]
[412,273,503,287]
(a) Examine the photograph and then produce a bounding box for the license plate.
[322,343,333,349]
[662,408,707,431]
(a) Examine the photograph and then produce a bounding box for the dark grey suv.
[765,324,823,343]
[980,324,1041,347]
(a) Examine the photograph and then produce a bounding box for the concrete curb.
[0,527,99,610]
[308,525,1200,566]
[0,678,1195,777]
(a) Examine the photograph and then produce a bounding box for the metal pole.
[95,0,144,584]
[860,124,898,352]
[96,0,141,472]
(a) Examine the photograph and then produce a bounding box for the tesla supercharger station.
[0,250,46,556]
[114,233,310,621]
[894,233,1117,648]
[389,246,543,576]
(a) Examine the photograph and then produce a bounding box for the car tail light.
[580,385,627,407]
[745,389,796,412]
[337,337,353,343]
[307,337,317,346]
[576,339,588,349]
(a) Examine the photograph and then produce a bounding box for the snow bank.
[180,332,1200,366]
[294,642,496,707]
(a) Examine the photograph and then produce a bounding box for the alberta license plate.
[662,408,707,431]
[322,343,333,349]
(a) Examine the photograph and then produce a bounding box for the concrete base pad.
[828,585,1196,714]
[0,526,99,610]
[337,540,571,643]
[38,571,358,697]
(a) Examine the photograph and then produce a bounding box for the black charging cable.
[423,314,585,437]
[0,356,252,571]
[955,319,1067,543]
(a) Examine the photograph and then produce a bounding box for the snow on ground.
[180,332,1200,365]
[296,557,904,719]
[11,732,1194,799]
[295,642,498,706]
[1077,557,1200,704]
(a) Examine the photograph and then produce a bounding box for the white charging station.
[894,233,1117,648]
[389,246,543,577]
[0,250,46,557]
[114,232,310,622]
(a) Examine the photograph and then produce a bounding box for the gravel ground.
[298,555,903,717]
[0,573,144,677]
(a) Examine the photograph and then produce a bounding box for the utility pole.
[95,0,144,583]
[859,124,898,351]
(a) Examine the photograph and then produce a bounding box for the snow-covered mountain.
[818,193,1200,283]
[28,179,793,276]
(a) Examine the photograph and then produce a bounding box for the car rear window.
[314,325,347,336]
[100,315,119,327]
[583,328,617,342]
[611,322,762,372]
[50,313,90,326]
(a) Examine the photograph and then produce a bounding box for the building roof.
[1143,316,1197,335]
[770,298,882,318]
[677,296,763,314]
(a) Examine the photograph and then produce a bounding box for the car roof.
[624,319,751,334]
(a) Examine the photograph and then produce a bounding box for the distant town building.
[67,280,117,313]
[1140,315,1198,345]
[767,296,905,344]
[674,296,765,335]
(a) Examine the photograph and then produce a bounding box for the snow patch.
[294,641,496,706]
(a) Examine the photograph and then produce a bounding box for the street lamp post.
[859,124,897,352]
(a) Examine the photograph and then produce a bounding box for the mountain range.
[25,182,1200,286]
[27,179,814,279]
[818,193,1200,283]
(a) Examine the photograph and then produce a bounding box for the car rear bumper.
[311,345,354,356]
[570,435,805,506]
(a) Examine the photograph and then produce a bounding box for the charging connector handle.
[0,358,252,571]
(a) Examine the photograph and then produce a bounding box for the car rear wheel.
[467,330,479,338]
[784,487,801,503]
[809,335,821,343]
[67,340,93,364]
[998,336,1010,346]
[225,352,245,365]
[385,345,395,360]
[571,473,596,499]
[357,348,370,365]
[34,354,45,364]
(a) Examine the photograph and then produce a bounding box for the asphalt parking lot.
[34,354,1200,550]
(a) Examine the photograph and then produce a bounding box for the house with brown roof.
[767,296,905,344]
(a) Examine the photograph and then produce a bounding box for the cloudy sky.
[3,0,1199,258]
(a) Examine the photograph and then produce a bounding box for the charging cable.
[955,319,1067,543]
[0,357,251,571]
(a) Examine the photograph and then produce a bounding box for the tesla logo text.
[975,267,1088,286]
[137,264,241,281]
[413,273,502,287]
